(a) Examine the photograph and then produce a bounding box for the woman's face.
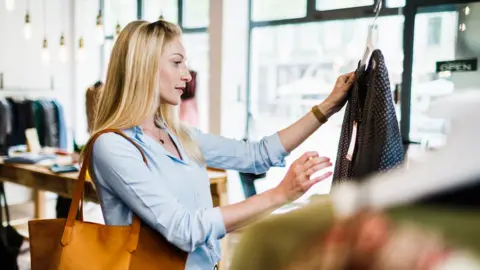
[157,37,192,105]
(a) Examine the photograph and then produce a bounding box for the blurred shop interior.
[0,0,479,269]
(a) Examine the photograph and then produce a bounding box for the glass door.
[409,2,480,149]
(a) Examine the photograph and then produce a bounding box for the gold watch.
[311,105,328,124]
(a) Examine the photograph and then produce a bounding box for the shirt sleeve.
[90,133,226,252]
[189,128,290,174]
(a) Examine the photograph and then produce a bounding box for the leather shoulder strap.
[64,128,147,228]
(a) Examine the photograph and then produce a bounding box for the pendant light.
[59,33,67,63]
[96,9,104,45]
[77,36,85,63]
[41,0,50,65]
[24,1,32,40]
[77,0,85,63]
[115,21,121,40]
[42,38,50,65]
[58,0,67,63]
[159,8,164,20]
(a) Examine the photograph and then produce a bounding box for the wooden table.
[0,162,230,269]
[0,162,228,218]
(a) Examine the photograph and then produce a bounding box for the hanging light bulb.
[24,10,32,40]
[96,10,104,45]
[42,38,50,65]
[77,36,85,63]
[115,21,121,40]
[59,33,68,63]
[158,8,164,20]
[5,0,14,12]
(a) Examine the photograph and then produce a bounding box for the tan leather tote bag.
[28,129,188,269]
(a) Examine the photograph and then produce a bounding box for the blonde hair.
[89,20,205,164]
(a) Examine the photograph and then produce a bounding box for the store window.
[427,16,443,46]
[143,0,178,23]
[182,0,209,28]
[316,0,373,11]
[409,3,480,148]
[386,0,406,8]
[252,0,307,21]
[249,15,404,199]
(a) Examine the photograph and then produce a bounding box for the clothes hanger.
[359,0,382,70]
[330,91,480,217]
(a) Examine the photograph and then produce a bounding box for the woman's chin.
[160,96,181,106]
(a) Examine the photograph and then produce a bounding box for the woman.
[89,20,355,269]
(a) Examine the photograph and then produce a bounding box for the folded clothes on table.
[3,153,57,164]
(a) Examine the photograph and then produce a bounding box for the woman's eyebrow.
[171,53,184,59]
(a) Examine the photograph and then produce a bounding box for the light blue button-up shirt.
[90,124,289,270]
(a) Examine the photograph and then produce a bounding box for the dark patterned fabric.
[332,50,404,185]
[181,70,197,100]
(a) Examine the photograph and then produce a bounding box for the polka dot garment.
[332,50,404,185]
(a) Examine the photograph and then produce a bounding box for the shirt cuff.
[207,207,226,240]
[265,133,290,167]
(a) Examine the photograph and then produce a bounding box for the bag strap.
[0,182,9,247]
[0,182,9,226]
[61,129,144,253]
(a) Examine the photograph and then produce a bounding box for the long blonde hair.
[89,20,205,164]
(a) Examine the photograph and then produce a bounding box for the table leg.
[33,189,46,219]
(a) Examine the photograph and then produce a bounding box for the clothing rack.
[0,94,68,155]
[0,87,58,98]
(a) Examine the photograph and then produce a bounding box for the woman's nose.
[181,70,192,82]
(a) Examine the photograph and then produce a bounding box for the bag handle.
[0,182,11,248]
[61,129,145,253]
[0,182,11,226]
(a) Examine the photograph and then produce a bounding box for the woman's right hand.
[275,151,333,203]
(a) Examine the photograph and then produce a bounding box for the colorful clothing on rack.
[0,98,67,151]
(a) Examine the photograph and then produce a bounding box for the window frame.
[99,0,208,75]
[245,0,475,145]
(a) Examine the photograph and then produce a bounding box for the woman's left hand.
[318,72,356,118]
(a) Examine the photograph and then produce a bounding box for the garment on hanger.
[39,100,59,147]
[330,91,480,216]
[180,70,199,127]
[33,101,46,146]
[6,98,35,146]
[52,100,67,150]
[181,70,197,100]
[333,49,404,185]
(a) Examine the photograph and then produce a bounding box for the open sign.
[436,59,477,73]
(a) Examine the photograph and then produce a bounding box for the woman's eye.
[174,61,182,66]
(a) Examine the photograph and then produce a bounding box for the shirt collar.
[128,125,189,165]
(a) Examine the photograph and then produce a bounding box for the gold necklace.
[157,129,166,144]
